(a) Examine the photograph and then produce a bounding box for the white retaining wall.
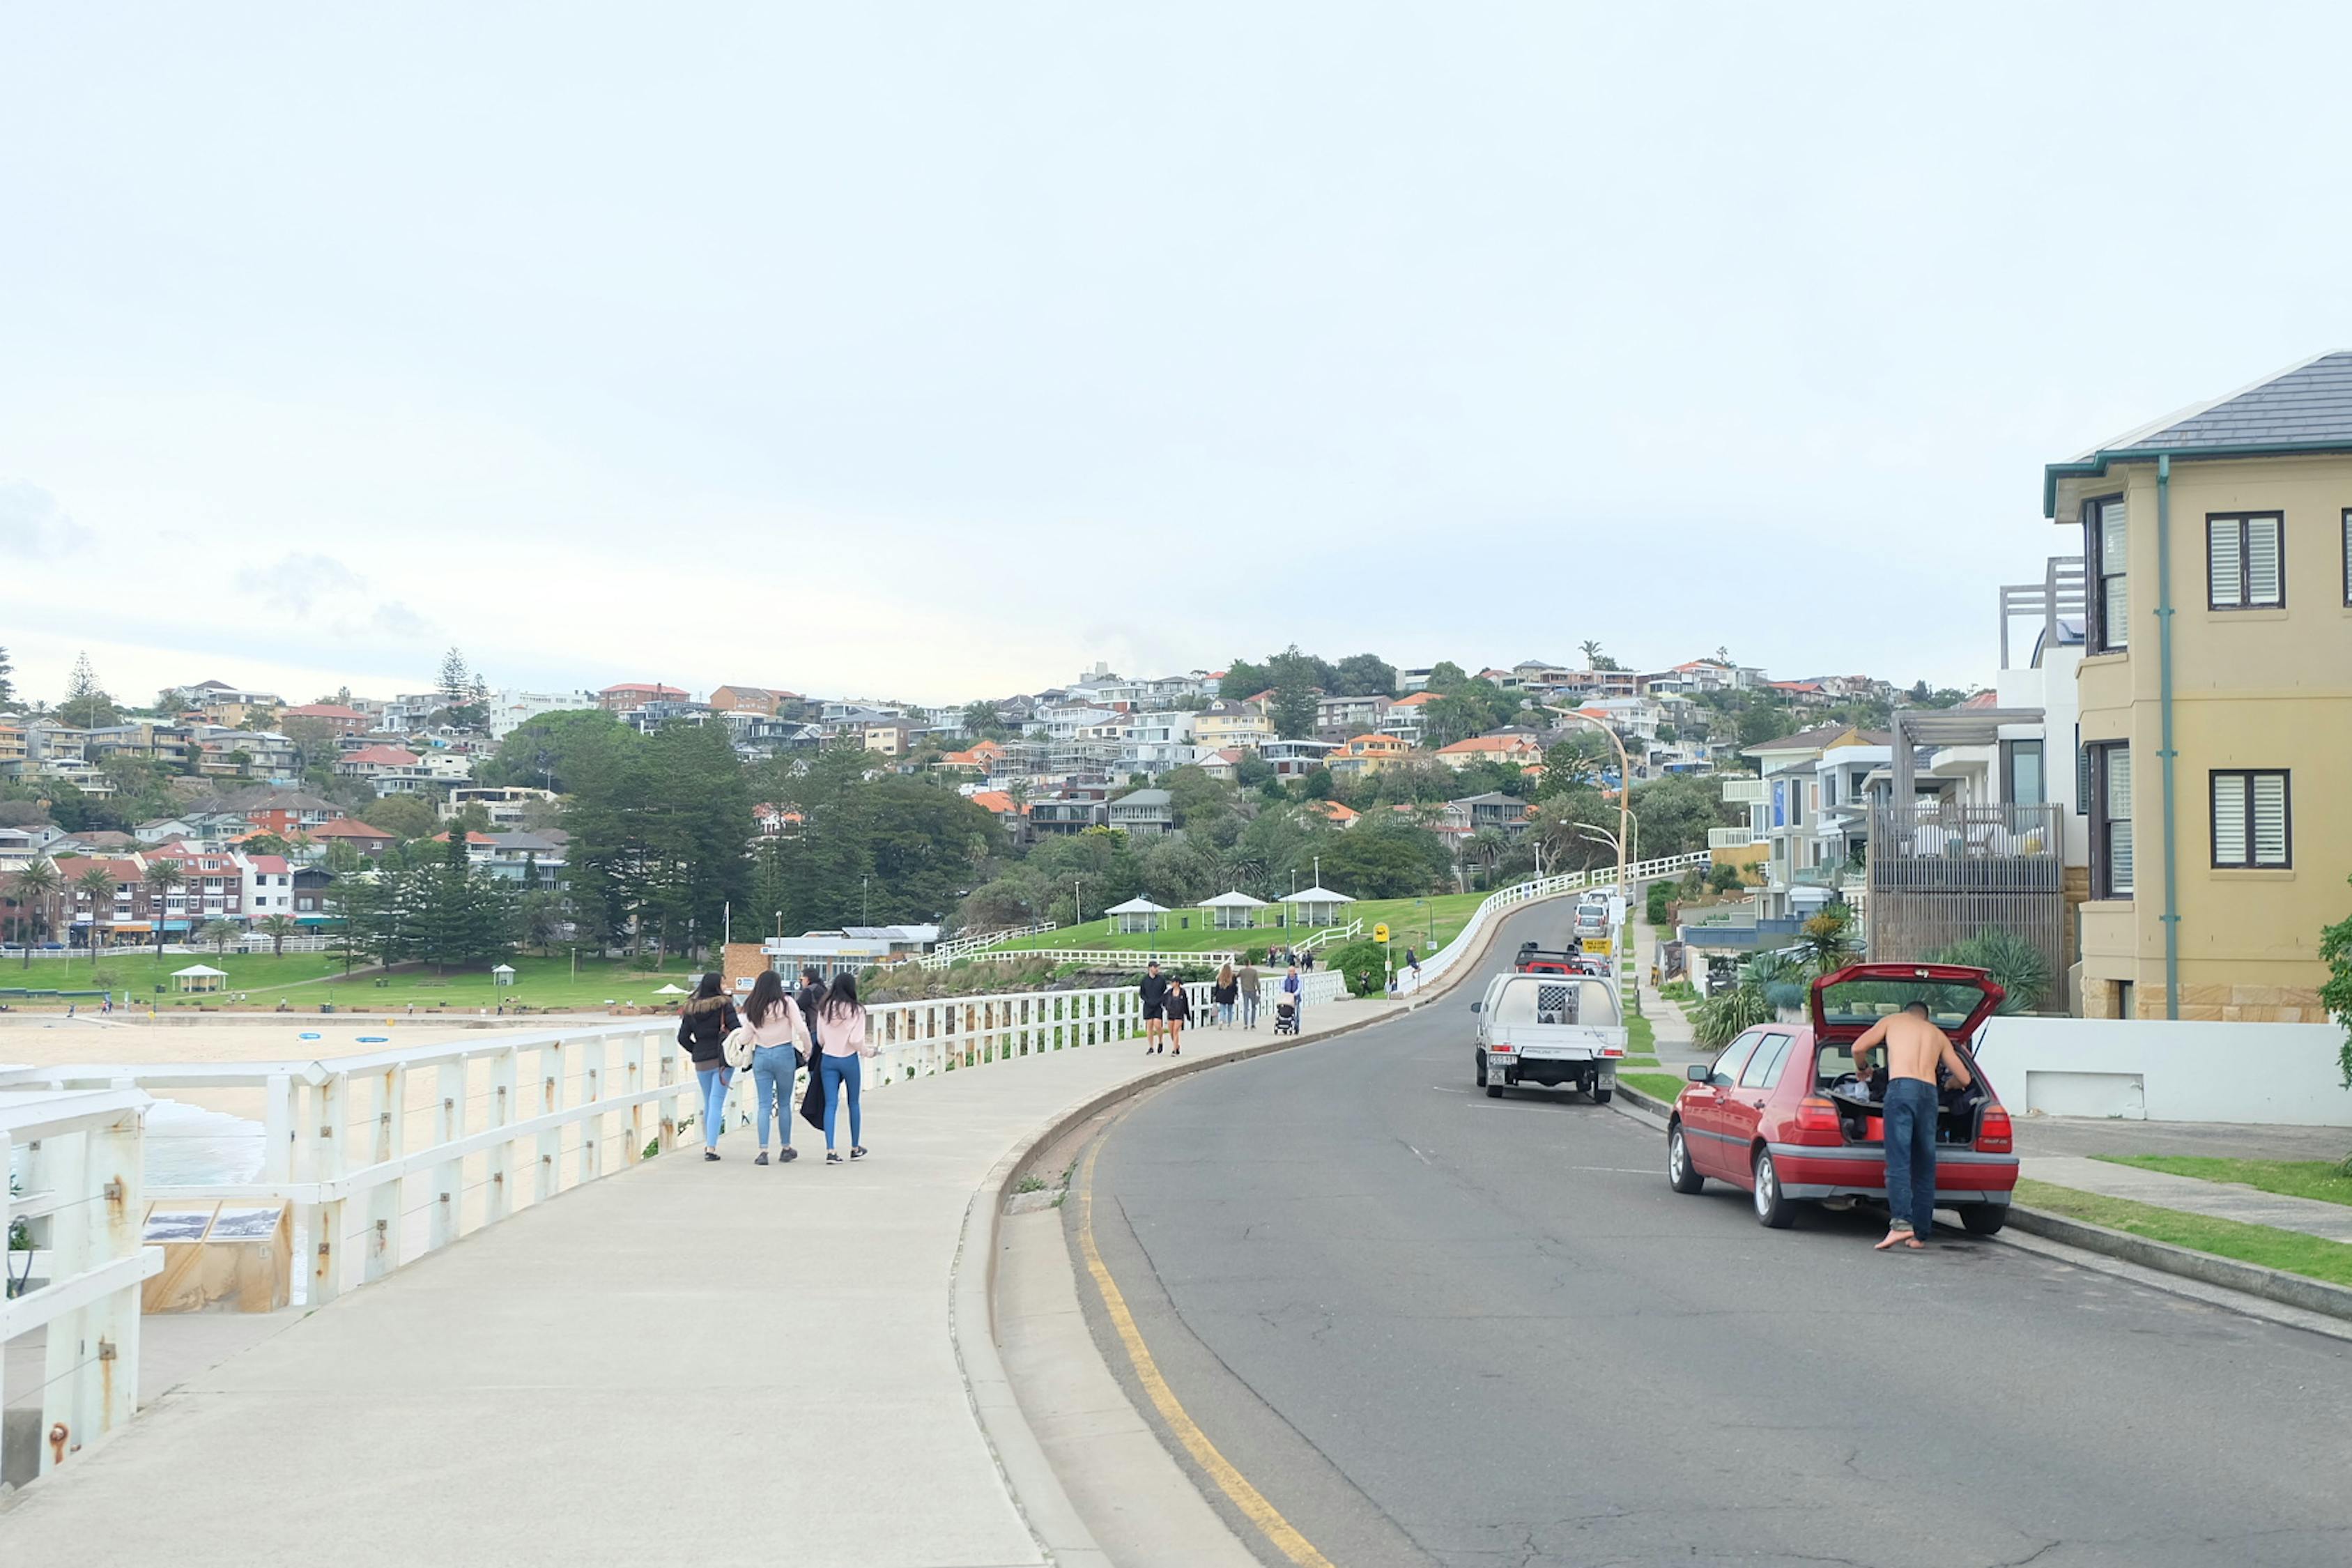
[1972,1016,2352,1127]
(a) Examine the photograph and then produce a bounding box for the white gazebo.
[1103,896,1170,935]
[492,964,517,988]
[171,963,228,994]
[653,982,687,996]
[1279,884,1356,928]
[1197,891,1270,931]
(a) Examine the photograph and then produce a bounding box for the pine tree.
[438,647,472,706]
[0,645,13,707]
[59,652,118,728]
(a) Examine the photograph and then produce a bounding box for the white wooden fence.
[1394,852,1713,998]
[3,1087,163,1483]
[0,985,1154,1309]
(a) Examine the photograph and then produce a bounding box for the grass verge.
[1627,1013,1655,1055]
[2091,1156,2352,1210]
[1620,1072,1686,1105]
[2015,1178,2352,1290]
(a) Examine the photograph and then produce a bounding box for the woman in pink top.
[739,970,813,1167]
[815,972,877,1165]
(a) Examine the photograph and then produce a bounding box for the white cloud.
[233,552,433,642]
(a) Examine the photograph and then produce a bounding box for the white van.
[1470,971,1629,1102]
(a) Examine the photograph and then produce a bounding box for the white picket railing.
[0,985,1153,1309]
[3,1087,164,1483]
[1394,851,1713,998]
[916,921,1059,969]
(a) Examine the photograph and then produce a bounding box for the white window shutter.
[2209,517,2242,606]
[2246,516,2282,606]
[2252,774,2288,866]
[2212,774,2247,864]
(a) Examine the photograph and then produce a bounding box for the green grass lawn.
[2016,1178,2352,1290]
[1627,1013,1655,1055]
[64,950,712,1015]
[994,892,1490,959]
[1620,1072,1687,1105]
[2091,1156,2352,1210]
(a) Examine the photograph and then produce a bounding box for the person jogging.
[814,973,877,1165]
[1852,1001,1973,1250]
[1139,961,1171,1054]
[739,969,812,1166]
[675,973,741,1162]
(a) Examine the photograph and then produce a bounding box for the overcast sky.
[6,4,2351,710]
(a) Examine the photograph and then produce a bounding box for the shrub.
[1708,863,1746,893]
[1645,882,1671,926]
[1691,984,1771,1047]
[1928,927,2052,1014]
[1326,939,1389,997]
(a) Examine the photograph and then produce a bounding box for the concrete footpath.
[0,997,1397,1566]
[2022,1154,2352,1244]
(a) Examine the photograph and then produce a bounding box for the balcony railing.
[1707,826,1765,850]
[1866,802,2065,1007]
[1719,778,1768,806]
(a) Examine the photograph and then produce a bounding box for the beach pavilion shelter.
[1198,891,1269,930]
[1104,896,1170,935]
[492,964,517,988]
[171,963,228,993]
[1279,884,1356,928]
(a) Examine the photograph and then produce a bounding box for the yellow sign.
[1372,923,1390,944]
[1581,936,1613,956]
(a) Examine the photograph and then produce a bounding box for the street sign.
[1581,936,1612,957]
[1373,923,1390,944]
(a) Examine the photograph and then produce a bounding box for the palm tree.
[1464,827,1509,889]
[199,918,239,957]
[75,864,116,960]
[10,858,61,967]
[1579,639,1604,670]
[143,860,185,958]
[259,913,299,958]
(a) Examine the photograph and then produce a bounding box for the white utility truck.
[1470,970,1629,1102]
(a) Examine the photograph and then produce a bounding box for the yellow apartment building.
[2044,351,2352,1021]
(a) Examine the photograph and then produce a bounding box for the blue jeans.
[1240,993,1257,1027]
[821,1054,863,1151]
[1882,1078,1939,1237]
[698,1066,732,1151]
[751,1045,799,1148]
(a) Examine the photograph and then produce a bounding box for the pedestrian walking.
[1165,976,1191,1056]
[1237,958,1261,1029]
[815,973,877,1165]
[1139,960,1171,1054]
[797,967,828,1051]
[1213,962,1238,1027]
[739,970,812,1167]
[1852,1001,1974,1250]
[1301,948,1316,971]
[675,972,741,1162]
[1280,961,1305,1029]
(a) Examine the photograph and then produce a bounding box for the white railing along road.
[1395,851,1713,998]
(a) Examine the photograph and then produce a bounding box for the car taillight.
[1977,1105,2013,1153]
[1789,1096,1844,1146]
[1490,1043,1513,1054]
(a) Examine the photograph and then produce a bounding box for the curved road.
[1072,905,2352,1568]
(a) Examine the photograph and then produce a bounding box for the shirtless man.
[1852,1001,1973,1251]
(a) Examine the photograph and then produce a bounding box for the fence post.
[536,1038,567,1204]
[623,1036,646,1165]
[429,1060,466,1252]
[362,1064,405,1284]
[576,1036,606,1186]
[307,1071,346,1306]
[485,1047,516,1226]
[262,1070,295,1182]
[656,1036,678,1155]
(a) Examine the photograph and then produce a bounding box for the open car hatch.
[1809,962,2005,1045]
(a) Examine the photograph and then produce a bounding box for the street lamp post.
[861,876,870,927]
[1543,706,1632,902]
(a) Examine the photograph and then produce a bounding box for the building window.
[2342,509,2351,606]
[2086,495,2128,651]
[2210,770,2290,868]
[2001,739,2045,806]
[2089,742,2132,898]
[2207,513,2284,609]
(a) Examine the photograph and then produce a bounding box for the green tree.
[1625,773,1739,859]
[259,913,298,958]
[198,918,238,956]
[75,863,116,958]
[1220,659,1270,698]
[1794,904,1860,977]
[961,699,1004,738]
[1308,822,1451,900]
[58,652,118,728]
[367,793,440,841]
[2323,875,2352,1092]
[1578,639,1604,670]
[1328,653,1397,698]
[0,645,13,707]
[141,859,184,957]
[8,858,61,964]
[1422,661,1468,695]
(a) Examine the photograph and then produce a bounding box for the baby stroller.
[1274,999,1298,1036]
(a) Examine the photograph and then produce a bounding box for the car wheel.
[1591,1085,1613,1105]
[1475,1050,1487,1089]
[1752,1148,1795,1229]
[1960,1206,2007,1236]
[1485,1077,1505,1098]
[1667,1124,1705,1194]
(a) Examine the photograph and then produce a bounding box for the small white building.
[1104,896,1170,935]
[1197,891,1269,931]
[1279,884,1355,928]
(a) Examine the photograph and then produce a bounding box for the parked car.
[1514,944,1605,976]
[1663,962,2017,1231]
[1472,970,1628,1102]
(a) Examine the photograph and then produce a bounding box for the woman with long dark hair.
[815,972,877,1164]
[740,969,812,1166]
[1163,975,1191,1056]
[675,971,741,1162]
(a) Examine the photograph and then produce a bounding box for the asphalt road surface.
[1073,905,2352,1568]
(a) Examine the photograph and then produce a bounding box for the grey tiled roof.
[2104,351,2352,454]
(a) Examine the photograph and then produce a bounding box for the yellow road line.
[1075,1128,1339,1568]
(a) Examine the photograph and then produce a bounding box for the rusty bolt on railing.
[48,1423,69,1464]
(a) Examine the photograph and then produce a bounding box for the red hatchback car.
[1664,962,2019,1232]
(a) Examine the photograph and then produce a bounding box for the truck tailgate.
[1488,1025,1627,1060]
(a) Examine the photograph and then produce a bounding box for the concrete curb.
[2003,1204,2352,1325]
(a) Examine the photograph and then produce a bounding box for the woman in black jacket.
[1163,976,1192,1056]
[676,972,741,1162]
